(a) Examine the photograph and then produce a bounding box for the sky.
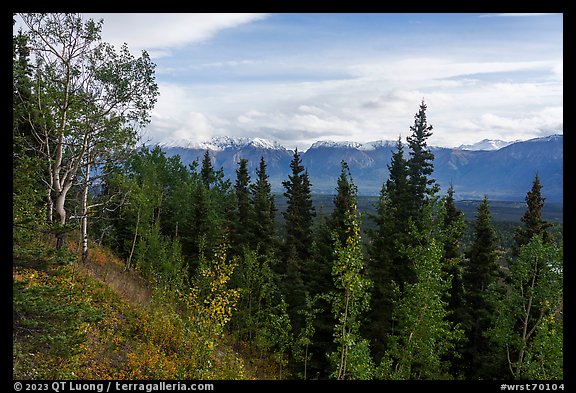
[18,13,564,151]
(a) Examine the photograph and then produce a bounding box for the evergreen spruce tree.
[232,158,252,253]
[441,184,465,261]
[200,150,215,188]
[440,185,466,324]
[249,156,277,255]
[282,149,316,263]
[329,161,357,244]
[314,162,357,292]
[513,174,553,256]
[365,136,411,361]
[406,100,439,218]
[461,196,503,379]
[438,184,467,377]
[308,161,358,377]
[281,149,316,333]
[13,26,46,241]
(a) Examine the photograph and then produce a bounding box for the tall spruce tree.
[249,156,277,254]
[308,161,358,378]
[13,25,46,241]
[441,184,465,261]
[200,150,215,188]
[440,185,466,323]
[366,136,411,362]
[461,196,503,379]
[310,161,358,296]
[513,174,553,256]
[282,149,316,263]
[281,149,316,333]
[438,184,467,377]
[232,158,252,253]
[329,161,357,244]
[406,100,439,218]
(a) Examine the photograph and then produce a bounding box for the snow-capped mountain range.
[162,136,285,151]
[163,135,546,153]
[457,139,519,151]
[161,134,563,202]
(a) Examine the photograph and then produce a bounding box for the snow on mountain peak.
[248,137,285,150]
[163,136,286,151]
[309,140,400,151]
[358,140,398,151]
[310,140,363,150]
[458,139,516,151]
[525,134,563,143]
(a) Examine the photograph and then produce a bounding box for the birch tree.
[488,236,563,379]
[329,205,373,380]
[17,13,158,257]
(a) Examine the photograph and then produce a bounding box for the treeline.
[13,13,562,380]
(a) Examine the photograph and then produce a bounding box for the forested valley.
[13,13,563,381]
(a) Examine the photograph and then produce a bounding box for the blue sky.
[19,13,563,150]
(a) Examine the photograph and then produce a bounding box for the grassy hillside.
[13,238,276,380]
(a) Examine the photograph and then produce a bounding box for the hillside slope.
[13,243,274,380]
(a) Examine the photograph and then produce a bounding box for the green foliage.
[282,149,316,262]
[249,156,278,254]
[255,296,293,378]
[513,174,554,256]
[13,262,105,379]
[328,205,374,379]
[200,150,216,188]
[437,186,467,377]
[230,248,284,354]
[13,27,47,245]
[293,293,322,379]
[133,224,186,289]
[232,158,253,253]
[487,236,563,379]
[406,100,439,215]
[365,137,413,361]
[378,210,464,380]
[280,149,316,335]
[461,196,504,379]
[305,162,358,378]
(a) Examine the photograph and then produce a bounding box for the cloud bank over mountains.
[76,13,562,151]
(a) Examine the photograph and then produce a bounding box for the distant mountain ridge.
[457,138,519,151]
[161,134,563,203]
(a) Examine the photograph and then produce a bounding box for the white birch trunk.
[81,161,91,264]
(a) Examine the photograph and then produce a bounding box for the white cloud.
[143,53,562,149]
[86,13,269,57]
[349,58,559,85]
[111,15,559,150]
[479,106,563,134]
[13,13,561,151]
[142,83,230,144]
